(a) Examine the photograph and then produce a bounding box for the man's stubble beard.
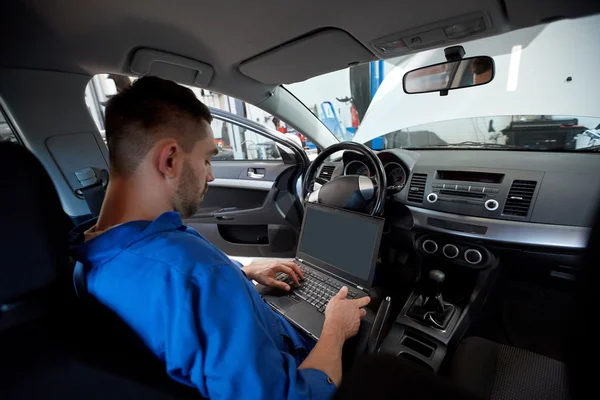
[173,160,208,219]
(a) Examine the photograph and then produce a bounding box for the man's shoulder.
[124,227,235,276]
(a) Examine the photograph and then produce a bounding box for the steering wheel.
[303,142,387,216]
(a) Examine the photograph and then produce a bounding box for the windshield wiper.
[416,141,522,149]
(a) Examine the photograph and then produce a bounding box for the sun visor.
[129,48,214,87]
[239,29,375,84]
[504,0,600,28]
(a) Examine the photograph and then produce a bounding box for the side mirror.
[403,56,494,95]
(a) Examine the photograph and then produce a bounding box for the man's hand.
[299,286,370,386]
[241,260,304,291]
[323,286,370,340]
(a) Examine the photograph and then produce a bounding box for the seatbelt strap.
[80,183,105,217]
[73,261,89,298]
[75,167,109,217]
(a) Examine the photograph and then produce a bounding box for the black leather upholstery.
[0,142,72,305]
[450,337,571,400]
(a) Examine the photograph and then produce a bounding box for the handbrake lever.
[366,296,391,355]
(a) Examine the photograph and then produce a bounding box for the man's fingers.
[336,286,349,298]
[274,265,300,286]
[360,308,367,317]
[284,261,304,280]
[352,296,371,307]
[277,261,304,280]
[267,277,291,291]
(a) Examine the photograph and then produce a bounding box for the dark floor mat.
[473,280,575,361]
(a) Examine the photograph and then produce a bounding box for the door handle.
[214,207,239,221]
[247,168,265,179]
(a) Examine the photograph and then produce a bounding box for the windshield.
[286,15,600,151]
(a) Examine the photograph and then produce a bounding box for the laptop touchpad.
[269,295,298,314]
[286,302,325,339]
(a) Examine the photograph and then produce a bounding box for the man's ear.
[156,141,181,179]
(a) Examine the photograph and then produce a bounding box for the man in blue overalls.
[70,76,370,400]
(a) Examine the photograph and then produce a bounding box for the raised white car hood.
[353,15,600,144]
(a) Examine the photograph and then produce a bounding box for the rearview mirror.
[403,56,494,95]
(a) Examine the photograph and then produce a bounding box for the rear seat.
[0,142,197,399]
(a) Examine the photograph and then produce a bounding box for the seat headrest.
[0,142,72,305]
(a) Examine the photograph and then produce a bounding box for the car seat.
[0,142,198,399]
[448,336,570,399]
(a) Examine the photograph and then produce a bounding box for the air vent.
[317,165,336,182]
[502,180,537,217]
[407,173,427,203]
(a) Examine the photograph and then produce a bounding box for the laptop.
[257,202,384,340]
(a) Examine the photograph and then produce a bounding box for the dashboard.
[318,149,600,250]
[313,148,600,371]
[342,150,410,193]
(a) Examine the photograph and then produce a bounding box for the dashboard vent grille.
[317,165,336,182]
[503,180,537,217]
[407,173,427,203]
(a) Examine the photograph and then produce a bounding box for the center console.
[375,168,529,369]
[378,260,498,372]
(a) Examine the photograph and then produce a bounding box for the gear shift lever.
[429,270,445,296]
[407,269,455,329]
[427,270,446,313]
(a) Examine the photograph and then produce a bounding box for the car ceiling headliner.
[2,0,599,103]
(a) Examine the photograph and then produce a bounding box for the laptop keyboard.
[275,265,359,314]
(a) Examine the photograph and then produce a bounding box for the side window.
[0,110,19,144]
[84,74,315,159]
[211,119,282,161]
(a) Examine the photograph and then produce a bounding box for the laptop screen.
[297,203,384,288]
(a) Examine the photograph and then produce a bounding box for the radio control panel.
[428,182,501,209]
[404,167,544,221]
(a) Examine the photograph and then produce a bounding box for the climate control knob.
[422,239,438,254]
[485,199,499,211]
[464,249,483,265]
[442,244,459,259]
[426,193,438,203]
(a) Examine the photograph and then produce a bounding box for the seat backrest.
[68,295,200,399]
[0,142,72,311]
[0,142,196,399]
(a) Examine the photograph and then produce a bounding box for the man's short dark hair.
[471,57,493,75]
[104,76,212,175]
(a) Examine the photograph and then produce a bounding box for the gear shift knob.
[428,269,445,298]
[409,269,454,329]
[429,269,445,284]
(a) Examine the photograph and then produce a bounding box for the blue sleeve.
[169,264,336,400]
[229,259,252,281]
[297,369,338,399]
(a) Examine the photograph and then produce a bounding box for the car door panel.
[185,112,305,257]
[187,163,299,257]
